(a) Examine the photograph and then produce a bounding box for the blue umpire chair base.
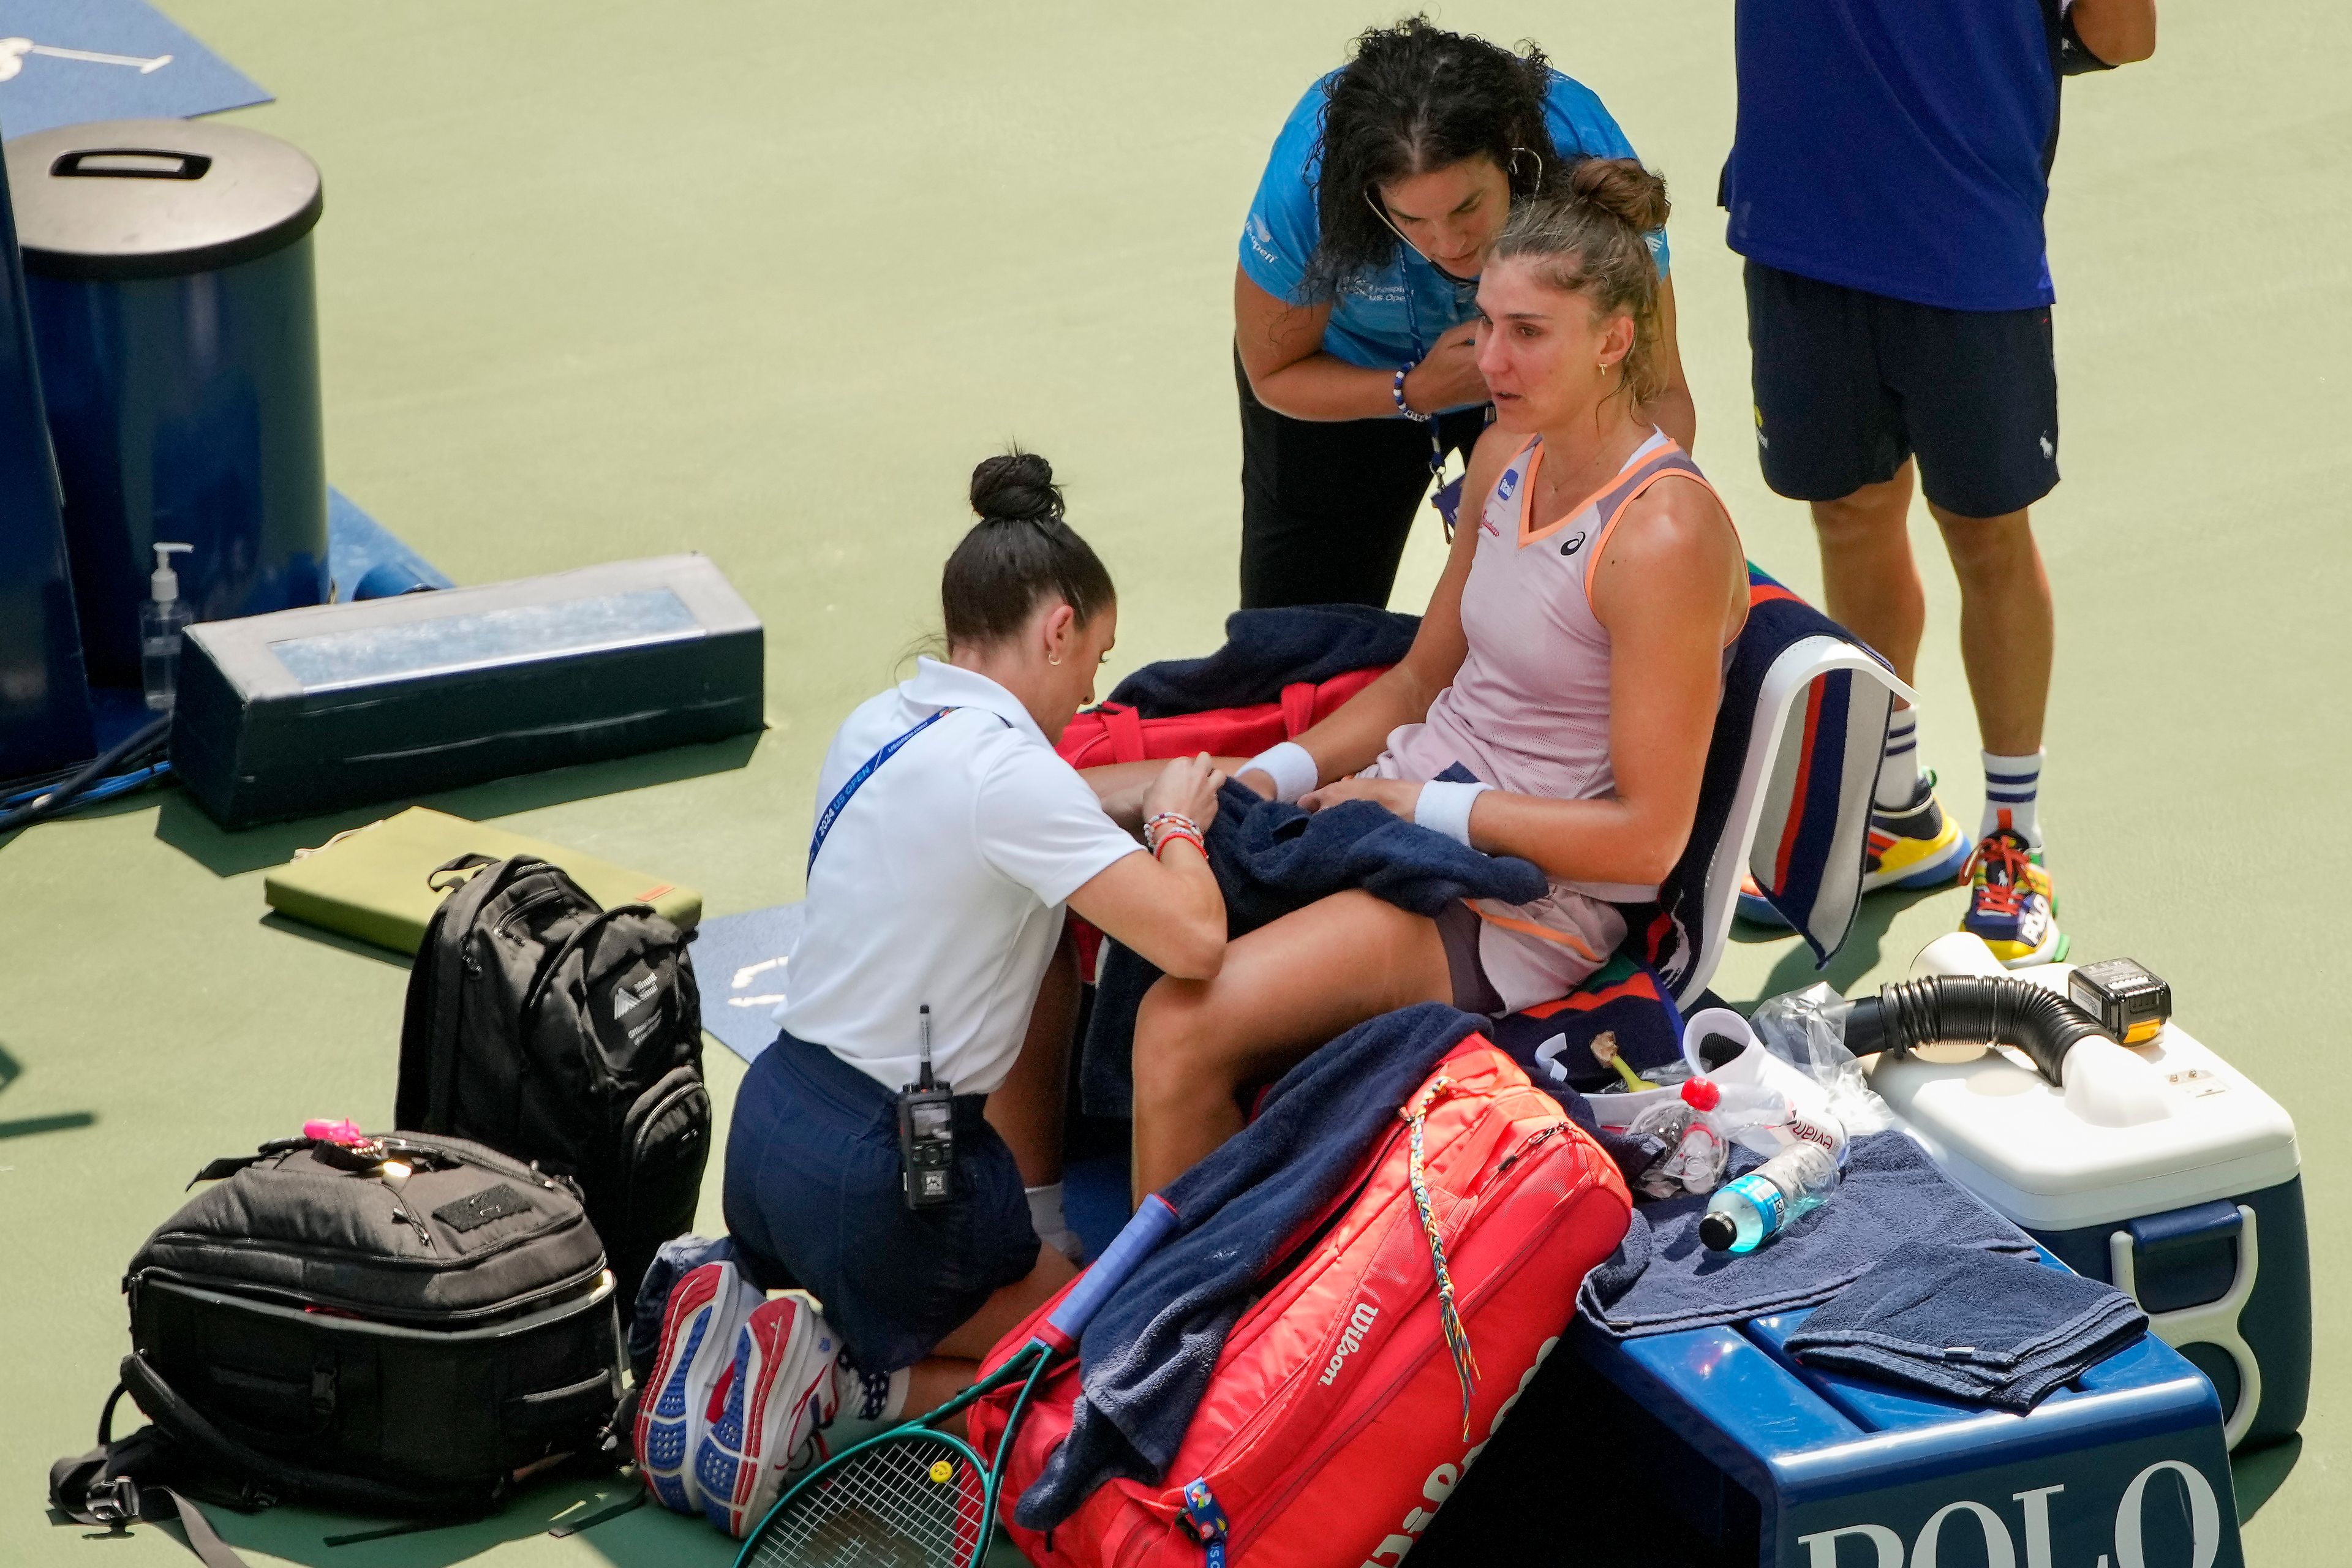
[1411,1251,2239,1568]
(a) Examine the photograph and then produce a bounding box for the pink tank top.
[1373,429,1740,1008]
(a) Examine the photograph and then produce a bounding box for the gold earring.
[1047,654,1062,666]
[1597,362,1608,376]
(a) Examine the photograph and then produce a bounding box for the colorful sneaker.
[1961,828,2065,968]
[635,1260,766,1516]
[1736,783,1975,925]
[694,1292,842,1537]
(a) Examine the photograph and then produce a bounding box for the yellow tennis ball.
[929,1459,954,1485]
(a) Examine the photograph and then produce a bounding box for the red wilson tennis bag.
[971,1040,1631,1568]
[1054,668,1389,770]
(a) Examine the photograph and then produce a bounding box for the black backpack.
[395,854,710,1306]
[51,1133,632,1564]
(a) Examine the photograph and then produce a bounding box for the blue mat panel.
[328,487,454,600]
[694,901,803,1064]
[0,1,269,137]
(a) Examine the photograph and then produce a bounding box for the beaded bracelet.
[1154,829,1205,861]
[1144,811,1202,855]
[1392,366,1430,423]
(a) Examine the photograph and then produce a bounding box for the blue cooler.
[2,119,328,689]
[1871,962,2308,1452]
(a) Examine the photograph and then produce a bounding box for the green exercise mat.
[263,806,702,955]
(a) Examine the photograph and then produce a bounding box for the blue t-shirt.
[1722,0,2058,311]
[1240,68,1667,375]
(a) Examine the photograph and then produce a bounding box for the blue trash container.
[3,119,327,688]
[0,124,94,783]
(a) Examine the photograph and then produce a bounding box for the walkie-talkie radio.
[898,1004,956,1210]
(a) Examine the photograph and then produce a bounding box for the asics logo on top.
[614,975,663,1019]
[1559,530,1586,557]
[1319,1300,1381,1386]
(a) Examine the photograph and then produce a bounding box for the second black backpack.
[396,854,709,1305]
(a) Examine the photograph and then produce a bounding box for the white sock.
[821,1344,910,1449]
[1027,1182,1083,1262]
[1980,749,2045,850]
[1875,707,1927,810]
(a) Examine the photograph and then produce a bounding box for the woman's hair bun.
[1566,157,1670,237]
[970,448,1063,525]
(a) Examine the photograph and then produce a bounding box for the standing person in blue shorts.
[1725,0,2156,965]
[1234,16,1692,610]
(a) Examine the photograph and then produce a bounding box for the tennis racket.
[733,1194,1180,1568]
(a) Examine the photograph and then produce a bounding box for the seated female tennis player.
[640,455,1230,1531]
[1130,159,1749,1198]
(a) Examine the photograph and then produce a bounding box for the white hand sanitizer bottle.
[140,541,195,712]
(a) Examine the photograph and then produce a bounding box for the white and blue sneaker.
[633,1259,765,1516]
[694,1291,842,1537]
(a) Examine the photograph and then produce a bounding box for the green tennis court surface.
[3,2,2344,1561]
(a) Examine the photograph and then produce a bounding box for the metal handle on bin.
[50,148,213,181]
[2108,1204,2261,1447]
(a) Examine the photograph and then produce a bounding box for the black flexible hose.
[0,714,172,837]
[1843,974,2111,1086]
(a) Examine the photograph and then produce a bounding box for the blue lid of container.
[2,118,321,281]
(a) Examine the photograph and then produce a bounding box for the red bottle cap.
[1681,1077,1721,1111]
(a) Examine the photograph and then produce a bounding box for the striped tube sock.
[1875,707,1927,810]
[1980,750,2045,850]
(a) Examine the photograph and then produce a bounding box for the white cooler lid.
[1866,965,2300,1231]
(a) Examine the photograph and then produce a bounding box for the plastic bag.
[1747,983,1896,1136]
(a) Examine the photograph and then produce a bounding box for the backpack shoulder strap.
[119,1352,495,1520]
[50,1385,255,1568]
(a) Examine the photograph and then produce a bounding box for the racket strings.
[745,1433,988,1568]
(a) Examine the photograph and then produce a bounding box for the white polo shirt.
[780,658,1144,1096]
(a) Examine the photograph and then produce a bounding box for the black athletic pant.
[1235,349,1488,609]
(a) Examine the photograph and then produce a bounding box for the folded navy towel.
[1576,1132,2038,1340]
[1018,1002,1485,1531]
[1784,1240,2148,1412]
[1080,780,1546,1116]
[1106,605,1420,717]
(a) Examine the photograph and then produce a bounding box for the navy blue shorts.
[722,1031,1039,1372]
[1744,260,2059,519]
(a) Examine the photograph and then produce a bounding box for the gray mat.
[693,901,802,1063]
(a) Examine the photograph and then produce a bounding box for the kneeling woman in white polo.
[725,450,1227,1429]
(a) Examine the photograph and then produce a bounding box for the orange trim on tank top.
[1515,440,1655,549]
[1581,464,1732,595]
[1466,901,1605,965]
[1579,458,1752,649]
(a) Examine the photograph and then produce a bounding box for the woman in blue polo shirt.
[1235,18,1693,609]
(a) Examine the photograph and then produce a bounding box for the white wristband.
[1242,741,1319,805]
[1414,780,1493,848]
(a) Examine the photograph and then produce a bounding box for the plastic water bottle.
[1680,1076,1847,1164]
[1624,1098,1727,1199]
[1698,1142,1840,1253]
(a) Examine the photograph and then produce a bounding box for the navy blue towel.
[1576,1133,2038,1340]
[1785,1240,2148,1412]
[1106,605,1420,717]
[1080,781,1547,1115]
[1016,1003,1488,1531]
